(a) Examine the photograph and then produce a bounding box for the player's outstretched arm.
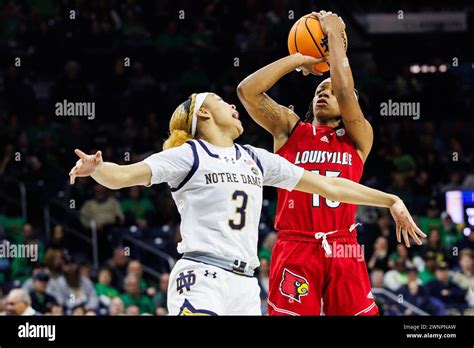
[237,53,324,151]
[69,149,152,189]
[295,171,427,247]
[315,11,373,162]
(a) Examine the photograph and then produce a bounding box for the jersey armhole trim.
[241,145,264,177]
[170,141,200,192]
[289,119,302,138]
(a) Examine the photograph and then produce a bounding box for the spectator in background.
[47,253,99,312]
[396,267,435,315]
[126,260,151,291]
[10,223,45,281]
[45,303,64,316]
[105,247,130,291]
[440,212,461,249]
[419,251,438,285]
[47,224,71,252]
[384,259,408,291]
[125,304,140,316]
[453,230,474,255]
[426,261,466,312]
[80,184,124,262]
[29,272,57,314]
[120,274,154,315]
[421,228,446,261]
[5,289,38,315]
[451,249,474,305]
[367,236,390,272]
[258,232,277,261]
[153,273,169,316]
[418,199,442,235]
[108,296,125,316]
[94,267,120,308]
[370,269,386,289]
[388,244,423,272]
[121,187,155,229]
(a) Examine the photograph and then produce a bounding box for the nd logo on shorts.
[279,268,309,303]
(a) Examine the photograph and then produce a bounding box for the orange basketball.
[288,13,348,73]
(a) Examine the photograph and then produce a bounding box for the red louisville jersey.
[275,121,364,233]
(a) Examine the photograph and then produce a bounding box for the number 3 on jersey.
[228,191,248,230]
[312,170,341,208]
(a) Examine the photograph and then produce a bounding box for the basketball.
[288,13,348,73]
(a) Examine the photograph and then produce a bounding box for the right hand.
[295,53,326,76]
[69,149,103,184]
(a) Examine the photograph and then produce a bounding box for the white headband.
[191,92,209,137]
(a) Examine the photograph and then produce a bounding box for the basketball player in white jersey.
[68,92,425,315]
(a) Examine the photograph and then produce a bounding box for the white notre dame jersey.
[143,139,303,268]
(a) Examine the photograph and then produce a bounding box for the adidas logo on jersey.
[320,135,329,143]
[367,291,373,299]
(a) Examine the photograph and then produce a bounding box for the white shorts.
[167,259,262,315]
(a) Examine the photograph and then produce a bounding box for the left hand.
[389,199,427,247]
[313,11,345,35]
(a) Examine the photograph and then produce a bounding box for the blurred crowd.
[0,0,473,315]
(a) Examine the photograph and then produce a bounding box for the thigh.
[322,241,378,316]
[167,259,226,315]
[227,274,262,315]
[268,239,323,316]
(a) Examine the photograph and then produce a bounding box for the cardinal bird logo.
[279,268,309,303]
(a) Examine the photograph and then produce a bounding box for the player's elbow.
[237,81,256,101]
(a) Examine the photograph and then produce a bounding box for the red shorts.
[268,229,378,316]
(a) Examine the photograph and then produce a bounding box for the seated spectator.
[80,184,124,262]
[367,236,390,272]
[125,304,140,316]
[108,296,125,316]
[418,199,442,234]
[47,253,99,312]
[397,267,437,315]
[153,273,169,316]
[94,267,120,308]
[426,261,467,311]
[45,303,64,316]
[29,272,57,314]
[126,260,149,290]
[71,304,86,316]
[388,244,423,272]
[10,223,45,281]
[419,251,438,285]
[370,268,386,289]
[121,186,155,229]
[420,228,446,261]
[120,274,154,314]
[5,288,38,315]
[451,249,474,306]
[105,247,130,291]
[439,212,461,249]
[384,259,408,291]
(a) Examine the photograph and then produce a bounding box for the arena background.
[0,0,472,317]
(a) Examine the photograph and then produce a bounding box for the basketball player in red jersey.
[238,11,421,315]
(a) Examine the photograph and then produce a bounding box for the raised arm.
[69,149,151,189]
[295,171,426,247]
[316,11,373,162]
[237,54,324,151]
